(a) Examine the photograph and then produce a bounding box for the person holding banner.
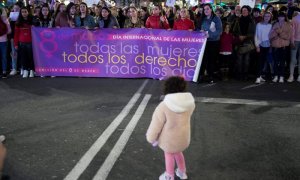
[198,3,222,83]
[33,4,54,28]
[173,8,195,31]
[98,7,120,29]
[140,7,149,26]
[145,4,170,29]
[14,6,35,78]
[124,6,144,28]
[75,2,96,29]
[55,2,76,28]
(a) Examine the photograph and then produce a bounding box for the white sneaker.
[175,168,188,179]
[287,75,294,82]
[22,70,29,78]
[29,70,34,78]
[272,76,278,83]
[9,69,17,76]
[260,76,266,82]
[279,76,284,83]
[0,135,5,143]
[159,172,174,180]
[297,75,300,82]
[20,69,24,75]
[255,78,261,84]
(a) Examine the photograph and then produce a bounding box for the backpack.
[0,18,8,36]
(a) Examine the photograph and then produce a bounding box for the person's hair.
[277,11,287,21]
[241,5,251,15]
[100,6,111,19]
[263,11,272,23]
[223,22,231,31]
[265,5,274,12]
[16,6,33,26]
[279,6,288,13]
[252,7,261,13]
[66,2,75,16]
[163,76,187,95]
[39,4,51,21]
[54,3,65,19]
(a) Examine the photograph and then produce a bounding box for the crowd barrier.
[32,27,207,82]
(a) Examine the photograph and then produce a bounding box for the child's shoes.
[159,172,174,180]
[175,168,188,179]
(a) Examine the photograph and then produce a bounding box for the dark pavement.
[0,77,300,180]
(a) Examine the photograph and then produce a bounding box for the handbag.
[238,40,255,54]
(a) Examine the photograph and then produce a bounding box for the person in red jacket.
[173,8,195,31]
[145,5,170,29]
[14,6,34,78]
[219,22,235,80]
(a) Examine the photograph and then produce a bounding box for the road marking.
[201,83,216,88]
[64,80,148,180]
[241,82,265,90]
[196,97,300,107]
[92,94,152,180]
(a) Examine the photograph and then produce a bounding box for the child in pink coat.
[146,76,195,180]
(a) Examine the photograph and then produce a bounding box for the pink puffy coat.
[146,92,195,153]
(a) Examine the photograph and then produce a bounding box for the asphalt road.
[0,77,300,180]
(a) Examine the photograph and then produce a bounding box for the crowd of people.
[0,0,300,83]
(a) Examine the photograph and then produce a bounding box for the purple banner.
[32,27,207,81]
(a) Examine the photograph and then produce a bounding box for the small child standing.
[219,22,234,81]
[146,76,195,180]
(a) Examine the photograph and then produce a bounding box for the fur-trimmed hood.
[164,92,195,113]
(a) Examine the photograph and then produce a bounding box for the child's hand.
[152,141,158,147]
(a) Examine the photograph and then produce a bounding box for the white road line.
[241,82,265,90]
[196,97,300,107]
[92,94,152,180]
[64,80,148,180]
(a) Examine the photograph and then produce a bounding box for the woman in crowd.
[55,2,76,27]
[140,7,149,26]
[0,8,11,78]
[75,2,96,29]
[219,22,235,81]
[265,4,278,23]
[34,4,53,28]
[166,7,175,28]
[52,3,66,26]
[233,5,255,81]
[93,5,101,27]
[14,6,35,78]
[145,4,170,29]
[198,3,222,83]
[98,7,119,28]
[8,3,21,76]
[173,7,195,31]
[252,7,262,24]
[270,12,292,83]
[124,6,144,28]
[254,12,272,84]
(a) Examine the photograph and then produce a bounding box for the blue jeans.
[273,47,287,77]
[290,41,300,75]
[0,41,8,73]
[10,39,17,70]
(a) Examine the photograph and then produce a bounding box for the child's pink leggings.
[164,152,186,176]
